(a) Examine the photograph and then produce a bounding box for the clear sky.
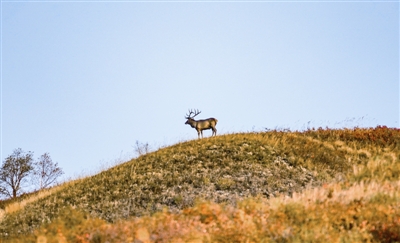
[1,1,399,181]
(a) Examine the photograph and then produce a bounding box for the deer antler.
[185,109,201,119]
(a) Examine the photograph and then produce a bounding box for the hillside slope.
[1,127,399,240]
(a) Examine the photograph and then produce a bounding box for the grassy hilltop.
[1,127,400,242]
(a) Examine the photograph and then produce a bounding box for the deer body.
[185,109,218,139]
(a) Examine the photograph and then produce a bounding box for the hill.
[1,126,399,242]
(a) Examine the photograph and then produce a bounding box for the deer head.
[185,109,201,124]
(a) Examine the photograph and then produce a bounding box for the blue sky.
[1,1,399,180]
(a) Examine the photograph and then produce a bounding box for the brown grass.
[1,126,399,242]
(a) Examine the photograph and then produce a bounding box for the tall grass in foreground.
[27,181,400,243]
[1,126,400,242]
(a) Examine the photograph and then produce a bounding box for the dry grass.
[0,177,89,218]
[1,126,399,242]
[272,180,400,209]
[17,180,400,243]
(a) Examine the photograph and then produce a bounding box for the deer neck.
[187,119,197,128]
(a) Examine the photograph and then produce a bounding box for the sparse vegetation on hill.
[1,126,399,242]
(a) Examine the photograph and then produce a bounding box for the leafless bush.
[133,141,150,157]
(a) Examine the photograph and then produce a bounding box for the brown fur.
[185,117,218,139]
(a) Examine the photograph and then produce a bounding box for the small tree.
[0,148,34,198]
[33,153,64,190]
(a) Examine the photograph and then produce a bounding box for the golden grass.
[20,180,400,243]
[1,126,400,242]
[0,177,89,219]
[4,188,58,216]
[274,179,400,209]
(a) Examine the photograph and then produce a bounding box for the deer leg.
[197,129,201,139]
[212,127,217,136]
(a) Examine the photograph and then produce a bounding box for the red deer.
[185,109,218,139]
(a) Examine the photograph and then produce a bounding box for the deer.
[185,109,218,139]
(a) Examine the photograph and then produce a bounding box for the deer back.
[195,118,217,130]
